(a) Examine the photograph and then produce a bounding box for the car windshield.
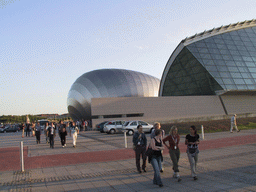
[39,121,49,126]
[124,121,129,126]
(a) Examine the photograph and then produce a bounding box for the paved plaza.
[0,129,256,191]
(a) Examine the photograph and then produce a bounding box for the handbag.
[188,148,196,154]
[145,147,153,156]
[133,144,136,151]
[145,147,153,163]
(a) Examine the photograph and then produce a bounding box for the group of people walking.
[22,120,80,149]
[133,123,200,188]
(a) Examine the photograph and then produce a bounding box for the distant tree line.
[0,115,72,124]
[0,115,43,124]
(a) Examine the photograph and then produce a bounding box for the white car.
[123,120,154,135]
[103,120,126,134]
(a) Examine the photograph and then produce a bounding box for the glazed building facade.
[160,20,256,96]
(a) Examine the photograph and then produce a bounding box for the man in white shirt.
[44,122,49,144]
[230,114,240,133]
[70,121,79,148]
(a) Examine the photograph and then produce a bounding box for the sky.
[1,0,256,116]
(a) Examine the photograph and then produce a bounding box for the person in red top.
[163,126,181,182]
[82,120,85,132]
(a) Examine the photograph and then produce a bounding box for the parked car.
[38,119,49,130]
[122,120,154,135]
[96,121,109,133]
[103,120,126,134]
[0,124,20,133]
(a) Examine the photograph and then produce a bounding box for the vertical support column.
[20,141,24,172]
[201,125,204,140]
[124,131,127,148]
[219,95,228,115]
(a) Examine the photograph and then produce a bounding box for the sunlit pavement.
[0,129,256,191]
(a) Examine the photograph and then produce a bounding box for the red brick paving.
[1,134,256,172]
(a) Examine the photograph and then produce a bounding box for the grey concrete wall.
[220,95,256,115]
[91,96,226,128]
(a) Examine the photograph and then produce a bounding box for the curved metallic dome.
[67,69,160,120]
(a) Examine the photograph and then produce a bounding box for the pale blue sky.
[1,0,256,115]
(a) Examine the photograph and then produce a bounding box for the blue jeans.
[151,156,162,185]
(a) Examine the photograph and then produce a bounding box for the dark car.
[0,124,20,133]
[96,121,109,133]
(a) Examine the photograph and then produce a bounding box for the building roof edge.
[183,19,256,46]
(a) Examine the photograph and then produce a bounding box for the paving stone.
[1,130,256,191]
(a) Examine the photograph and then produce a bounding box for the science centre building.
[67,69,160,121]
[68,20,256,127]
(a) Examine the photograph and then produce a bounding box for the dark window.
[126,113,144,117]
[103,114,122,118]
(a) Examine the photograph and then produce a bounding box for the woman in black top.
[150,129,165,187]
[185,125,200,180]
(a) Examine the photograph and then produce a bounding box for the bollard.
[20,141,24,172]
[201,125,204,140]
[124,131,127,148]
